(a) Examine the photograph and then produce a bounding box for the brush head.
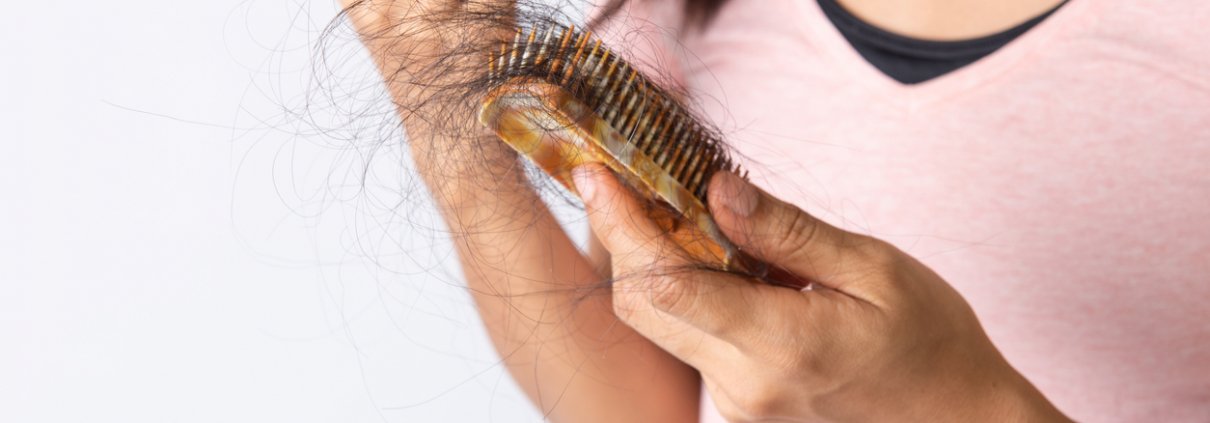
[479,23,760,273]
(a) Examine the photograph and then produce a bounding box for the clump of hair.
[304,0,742,279]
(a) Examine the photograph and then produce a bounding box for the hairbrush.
[478,23,766,276]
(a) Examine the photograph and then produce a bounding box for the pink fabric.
[601,0,1210,421]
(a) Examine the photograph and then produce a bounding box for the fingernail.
[572,165,598,204]
[714,171,758,217]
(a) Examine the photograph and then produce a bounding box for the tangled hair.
[322,0,729,173]
[279,0,748,417]
[306,0,747,277]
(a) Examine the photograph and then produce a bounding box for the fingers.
[572,164,683,271]
[709,171,882,292]
[572,164,800,350]
[629,266,801,347]
[572,165,728,366]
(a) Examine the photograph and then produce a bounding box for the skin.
[343,1,698,421]
[574,164,1070,422]
[838,0,1066,41]
[342,0,1072,421]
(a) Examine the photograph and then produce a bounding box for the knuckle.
[610,255,690,322]
[773,208,821,255]
[852,237,904,278]
[857,237,899,266]
[649,274,693,315]
[611,281,643,320]
[611,271,681,318]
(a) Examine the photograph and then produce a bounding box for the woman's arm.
[340,1,699,421]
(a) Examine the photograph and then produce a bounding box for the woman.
[342,0,1210,421]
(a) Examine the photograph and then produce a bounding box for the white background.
[0,1,575,421]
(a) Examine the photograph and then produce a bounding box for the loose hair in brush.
[322,0,764,278]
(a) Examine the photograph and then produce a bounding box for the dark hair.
[308,0,740,277]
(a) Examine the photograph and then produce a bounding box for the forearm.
[344,1,699,418]
[458,217,699,423]
[408,122,699,422]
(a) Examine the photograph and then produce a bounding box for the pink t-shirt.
[599,0,1210,421]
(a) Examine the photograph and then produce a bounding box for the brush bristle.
[487,23,741,203]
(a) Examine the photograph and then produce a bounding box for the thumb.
[708,172,880,291]
[572,165,802,351]
[571,163,686,270]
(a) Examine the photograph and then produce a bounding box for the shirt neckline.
[817,0,1067,60]
[791,0,1101,110]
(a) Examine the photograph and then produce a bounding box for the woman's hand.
[572,163,1071,422]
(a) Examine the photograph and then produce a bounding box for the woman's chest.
[683,31,1210,420]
